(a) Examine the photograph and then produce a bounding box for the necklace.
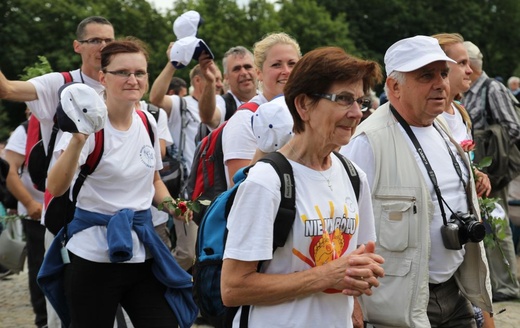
[287,142,334,191]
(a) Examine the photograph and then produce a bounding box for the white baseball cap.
[56,83,107,135]
[173,10,202,39]
[384,35,456,75]
[252,96,294,153]
[170,36,214,69]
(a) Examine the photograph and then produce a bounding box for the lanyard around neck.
[389,105,467,225]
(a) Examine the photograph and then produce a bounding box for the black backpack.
[0,158,11,208]
[26,72,73,192]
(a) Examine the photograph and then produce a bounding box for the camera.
[441,211,486,250]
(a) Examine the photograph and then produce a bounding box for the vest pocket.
[376,195,417,251]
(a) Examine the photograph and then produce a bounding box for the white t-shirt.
[56,110,162,263]
[141,101,173,226]
[442,103,471,142]
[27,69,104,152]
[222,93,268,185]
[342,123,469,283]
[167,95,225,175]
[223,155,376,328]
[4,124,44,215]
[251,95,294,153]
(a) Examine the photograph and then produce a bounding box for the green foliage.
[2,0,520,133]
[317,0,520,79]
[277,0,354,55]
[19,56,54,81]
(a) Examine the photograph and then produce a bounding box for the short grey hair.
[222,46,253,74]
[384,71,406,95]
[508,76,520,89]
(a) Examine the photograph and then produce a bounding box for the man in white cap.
[463,40,520,303]
[342,35,492,327]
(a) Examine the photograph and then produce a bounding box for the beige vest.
[356,103,492,327]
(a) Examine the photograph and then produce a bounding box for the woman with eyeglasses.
[45,38,196,328]
[220,47,385,328]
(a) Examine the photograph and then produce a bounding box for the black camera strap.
[390,105,467,226]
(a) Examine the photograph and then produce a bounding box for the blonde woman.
[222,32,301,186]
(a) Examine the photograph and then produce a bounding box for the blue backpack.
[192,151,360,326]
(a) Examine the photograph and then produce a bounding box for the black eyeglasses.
[313,93,371,112]
[78,38,114,45]
[104,70,148,79]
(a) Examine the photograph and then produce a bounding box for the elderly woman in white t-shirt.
[221,47,385,328]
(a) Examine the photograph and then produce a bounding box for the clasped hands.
[327,241,385,297]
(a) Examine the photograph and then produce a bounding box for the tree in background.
[317,0,520,79]
[2,0,520,137]
[0,0,171,139]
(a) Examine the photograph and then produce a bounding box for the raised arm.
[0,70,38,102]
[149,43,176,116]
[47,133,87,197]
[198,53,222,129]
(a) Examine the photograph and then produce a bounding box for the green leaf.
[199,200,212,206]
[478,157,492,168]
[191,201,201,213]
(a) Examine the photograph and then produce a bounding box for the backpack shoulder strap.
[222,92,238,120]
[147,103,160,123]
[482,78,495,124]
[136,109,155,147]
[25,115,41,161]
[71,129,104,202]
[258,151,296,251]
[178,97,187,154]
[61,71,73,84]
[238,101,260,113]
[333,151,360,201]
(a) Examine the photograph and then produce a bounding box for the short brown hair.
[100,37,149,70]
[284,47,382,133]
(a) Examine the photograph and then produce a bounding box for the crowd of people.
[1,12,520,328]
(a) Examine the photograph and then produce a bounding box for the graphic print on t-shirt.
[293,198,358,293]
[140,144,155,168]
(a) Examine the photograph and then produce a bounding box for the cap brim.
[57,82,81,133]
[193,40,214,61]
[170,37,214,69]
[395,54,456,73]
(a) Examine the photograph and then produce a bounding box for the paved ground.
[1,259,519,327]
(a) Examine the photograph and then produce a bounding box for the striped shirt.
[462,72,520,143]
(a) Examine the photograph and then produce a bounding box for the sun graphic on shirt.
[292,200,358,293]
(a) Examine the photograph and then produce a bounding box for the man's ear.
[99,70,106,86]
[386,78,400,99]
[73,40,81,54]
